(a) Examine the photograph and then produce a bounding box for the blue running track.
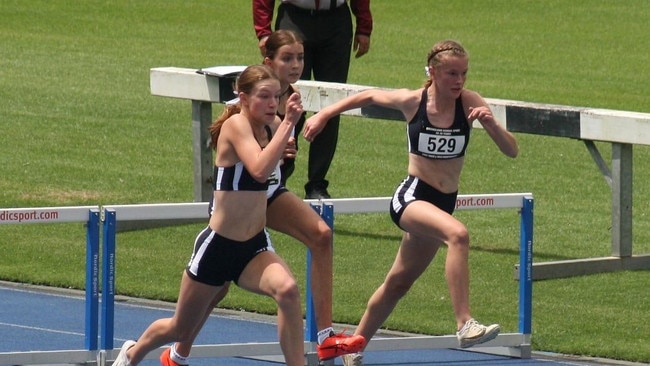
[0,283,617,366]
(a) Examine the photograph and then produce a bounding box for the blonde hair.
[424,40,468,88]
[208,64,278,148]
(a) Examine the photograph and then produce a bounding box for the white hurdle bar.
[0,205,98,224]
[100,192,534,365]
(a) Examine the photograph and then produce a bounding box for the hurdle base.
[241,355,287,363]
[463,343,532,359]
[303,352,335,366]
[0,349,98,366]
[100,334,529,365]
[363,333,530,358]
[514,254,650,281]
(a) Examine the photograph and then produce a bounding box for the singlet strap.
[455,93,465,119]
[418,89,428,118]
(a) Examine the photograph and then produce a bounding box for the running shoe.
[113,340,136,366]
[159,347,184,366]
[317,331,365,360]
[456,318,500,348]
[342,352,364,366]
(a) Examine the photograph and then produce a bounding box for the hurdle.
[305,194,534,361]
[99,192,533,365]
[0,205,101,366]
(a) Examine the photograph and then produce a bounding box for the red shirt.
[253,0,373,39]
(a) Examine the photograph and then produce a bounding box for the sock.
[317,327,335,345]
[170,343,190,365]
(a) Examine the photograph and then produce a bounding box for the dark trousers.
[275,2,353,192]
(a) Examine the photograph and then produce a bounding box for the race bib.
[417,133,466,158]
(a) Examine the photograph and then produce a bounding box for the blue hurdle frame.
[305,197,534,344]
[519,197,534,335]
[96,195,533,356]
[305,203,334,343]
[101,209,117,350]
[84,209,100,351]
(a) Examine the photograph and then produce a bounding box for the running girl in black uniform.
[113,64,306,366]
[303,40,519,366]
[160,30,365,366]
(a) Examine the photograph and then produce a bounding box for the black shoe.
[305,183,331,199]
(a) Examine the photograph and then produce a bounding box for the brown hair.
[424,40,468,88]
[264,29,303,60]
[208,64,279,148]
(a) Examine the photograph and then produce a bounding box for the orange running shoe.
[317,331,366,361]
[159,347,183,366]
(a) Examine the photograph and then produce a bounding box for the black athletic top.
[407,90,470,159]
[213,125,280,192]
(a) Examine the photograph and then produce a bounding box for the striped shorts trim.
[186,228,274,286]
[389,175,458,230]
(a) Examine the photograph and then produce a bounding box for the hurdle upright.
[0,205,101,365]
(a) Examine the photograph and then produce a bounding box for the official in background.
[253,0,373,199]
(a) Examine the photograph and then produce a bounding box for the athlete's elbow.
[505,145,519,158]
[249,168,273,183]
